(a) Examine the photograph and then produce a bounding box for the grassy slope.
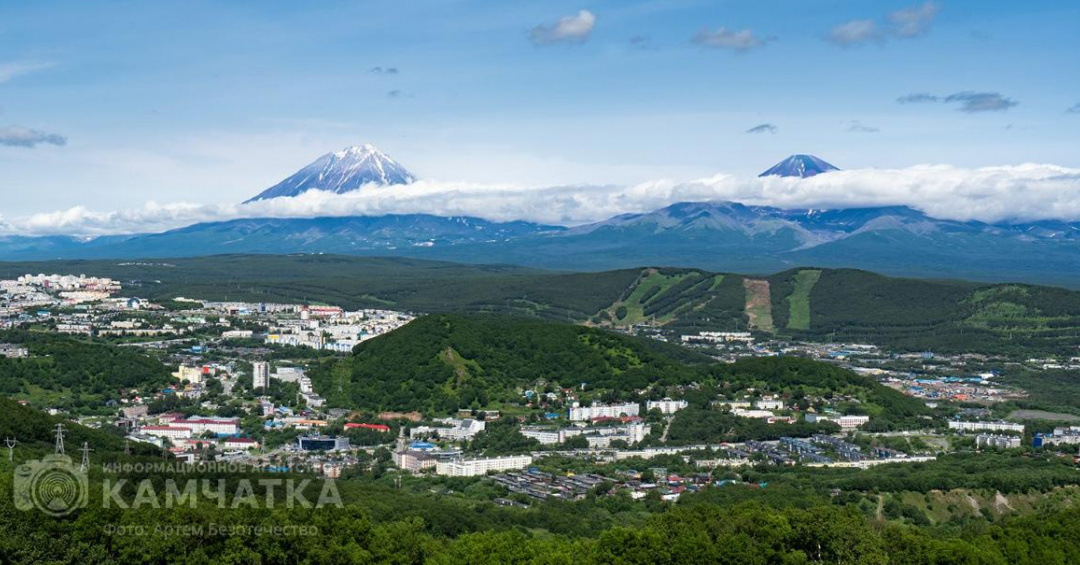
[786,269,821,330]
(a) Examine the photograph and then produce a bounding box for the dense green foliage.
[0,330,173,409]
[4,468,1080,564]
[309,315,932,433]
[712,357,932,424]
[310,314,708,413]
[666,408,840,443]
[0,255,639,321]
[4,392,1080,563]
[0,396,160,458]
[745,451,1080,495]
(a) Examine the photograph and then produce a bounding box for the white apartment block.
[252,361,269,390]
[976,434,1021,449]
[646,398,688,415]
[754,398,785,411]
[948,420,1024,434]
[520,428,563,445]
[434,418,486,441]
[806,413,870,430]
[435,455,533,477]
[171,417,240,436]
[568,402,640,421]
[139,426,193,440]
[521,422,649,447]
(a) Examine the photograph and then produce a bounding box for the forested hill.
[0,330,174,412]
[309,314,709,413]
[0,396,159,458]
[4,254,1080,353]
[308,314,929,421]
[600,267,1080,354]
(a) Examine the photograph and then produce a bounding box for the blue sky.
[1,0,1078,228]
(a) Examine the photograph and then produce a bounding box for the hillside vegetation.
[0,330,174,411]
[309,314,709,413]
[309,315,929,424]
[4,255,1080,353]
[0,396,159,458]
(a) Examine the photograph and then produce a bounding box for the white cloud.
[693,27,768,52]
[888,1,940,38]
[530,10,596,45]
[0,126,67,148]
[825,2,939,46]
[0,61,54,84]
[3,164,1080,236]
[826,20,881,46]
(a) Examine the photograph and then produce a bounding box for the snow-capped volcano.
[245,144,416,203]
[759,154,839,178]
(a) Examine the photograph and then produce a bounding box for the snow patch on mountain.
[245,144,416,203]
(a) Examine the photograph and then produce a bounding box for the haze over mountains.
[1,147,1079,286]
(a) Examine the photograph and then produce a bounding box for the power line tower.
[4,437,16,462]
[79,442,93,473]
[124,439,131,456]
[54,423,66,456]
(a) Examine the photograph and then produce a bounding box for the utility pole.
[4,437,16,462]
[79,442,93,473]
[54,423,66,456]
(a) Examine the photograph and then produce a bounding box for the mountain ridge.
[1,201,1079,286]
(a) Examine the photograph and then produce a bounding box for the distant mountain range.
[1,152,1078,285]
[2,199,1079,286]
[245,144,415,202]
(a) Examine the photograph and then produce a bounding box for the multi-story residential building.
[435,455,533,477]
[975,434,1021,449]
[222,437,261,450]
[646,398,688,415]
[170,417,241,436]
[754,397,785,411]
[948,420,1024,434]
[252,361,270,390]
[568,402,640,421]
[521,422,649,447]
[393,450,437,473]
[439,418,486,441]
[805,413,871,430]
[139,426,193,440]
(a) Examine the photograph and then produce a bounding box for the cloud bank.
[4,164,1080,237]
[0,126,67,148]
[530,10,596,45]
[897,91,1018,112]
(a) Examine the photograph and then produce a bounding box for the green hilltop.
[309,313,929,424]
